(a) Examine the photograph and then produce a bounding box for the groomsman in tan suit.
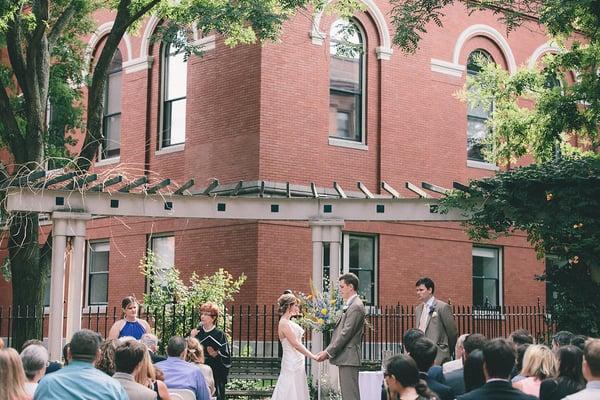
[316,273,366,400]
[414,277,458,365]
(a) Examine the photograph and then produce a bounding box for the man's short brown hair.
[339,273,359,291]
[584,338,600,377]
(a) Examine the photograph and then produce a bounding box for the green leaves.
[442,156,600,335]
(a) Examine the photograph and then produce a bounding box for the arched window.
[329,19,365,143]
[102,48,122,159]
[161,34,188,148]
[466,50,493,162]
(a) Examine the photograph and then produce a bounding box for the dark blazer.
[458,380,539,400]
[540,377,585,400]
[149,350,166,364]
[428,365,445,384]
[420,371,454,400]
[415,299,458,365]
[444,367,465,396]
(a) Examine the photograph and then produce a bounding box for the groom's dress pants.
[339,365,360,400]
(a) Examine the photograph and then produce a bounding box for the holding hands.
[315,351,329,362]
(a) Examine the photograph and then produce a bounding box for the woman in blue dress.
[108,296,151,340]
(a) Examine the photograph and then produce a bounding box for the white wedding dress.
[271,319,310,400]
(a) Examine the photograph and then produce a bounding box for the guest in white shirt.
[20,344,48,396]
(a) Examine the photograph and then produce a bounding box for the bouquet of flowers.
[297,281,345,332]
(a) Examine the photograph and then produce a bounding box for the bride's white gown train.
[271,320,310,400]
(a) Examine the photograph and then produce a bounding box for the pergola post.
[309,219,344,388]
[48,223,67,361]
[48,212,91,361]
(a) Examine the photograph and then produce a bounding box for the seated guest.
[445,333,487,396]
[95,339,119,376]
[21,339,61,375]
[134,348,171,400]
[443,333,469,375]
[113,340,157,400]
[509,329,535,347]
[384,354,439,400]
[570,335,588,352]
[404,328,444,384]
[463,350,486,393]
[20,344,48,396]
[552,331,574,352]
[34,329,127,400]
[186,337,216,396]
[141,333,166,364]
[0,347,31,400]
[0,337,4,349]
[540,345,585,400]
[156,336,210,400]
[457,338,537,400]
[564,338,600,400]
[411,337,454,400]
[513,344,557,397]
[511,344,530,383]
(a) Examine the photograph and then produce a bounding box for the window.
[329,19,364,142]
[161,36,187,148]
[148,235,175,290]
[472,247,502,307]
[87,241,109,305]
[467,50,493,162]
[343,234,377,305]
[322,242,331,287]
[101,49,122,159]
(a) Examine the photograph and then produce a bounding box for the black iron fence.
[0,302,556,359]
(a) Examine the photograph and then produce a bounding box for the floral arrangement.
[297,281,345,333]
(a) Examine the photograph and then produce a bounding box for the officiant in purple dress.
[191,302,231,400]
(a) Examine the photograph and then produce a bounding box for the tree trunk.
[9,212,46,350]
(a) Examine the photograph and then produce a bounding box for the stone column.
[48,221,67,361]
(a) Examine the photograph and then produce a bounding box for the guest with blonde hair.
[0,348,32,400]
[186,337,216,396]
[0,337,5,349]
[513,344,558,397]
[134,346,171,400]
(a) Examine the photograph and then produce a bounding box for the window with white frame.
[161,36,187,148]
[472,246,502,307]
[467,50,494,162]
[148,235,175,290]
[329,19,365,143]
[87,241,109,305]
[101,49,122,159]
[343,234,377,305]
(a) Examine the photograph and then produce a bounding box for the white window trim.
[86,240,110,307]
[328,137,369,150]
[329,19,367,146]
[342,232,378,307]
[158,41,187,150]
[155,143,185,156]
[472,245,503,309]
[95,156,121,167]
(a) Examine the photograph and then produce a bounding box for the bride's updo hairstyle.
[278,293,298,315]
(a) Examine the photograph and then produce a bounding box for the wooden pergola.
[3,171,468,360]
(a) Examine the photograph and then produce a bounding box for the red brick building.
[1,1,559,311]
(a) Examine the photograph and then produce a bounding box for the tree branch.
[6,17,30,98]
[0,82,28,163]
[48,1,80,48]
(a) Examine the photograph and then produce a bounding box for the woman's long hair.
[186,337,206,364]
[134,345,156,387]
[0,348,30,400]
[95,339,119,376]
[556,345,585,387]
[521,344,558,380]
[464,349,486,392]
[385,354,437,399]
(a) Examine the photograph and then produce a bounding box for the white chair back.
[169,394,184,400]
[169,389,196,400]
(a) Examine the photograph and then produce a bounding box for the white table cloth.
[359,370,384,400]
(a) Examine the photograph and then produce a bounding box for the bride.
[271,292,316,400]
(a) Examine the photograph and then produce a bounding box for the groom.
[316,273,366,400]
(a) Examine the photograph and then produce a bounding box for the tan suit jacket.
[415,299,458,365]
[113,372,157,400]
[326,295,365,366]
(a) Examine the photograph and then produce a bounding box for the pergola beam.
[5,187,467,222]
